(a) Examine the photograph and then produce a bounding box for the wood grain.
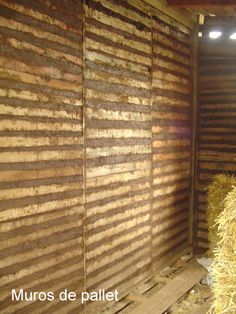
[0,0,85,313]
[0,0,194,313]
[130,259,206,314]
[196,36,236,251]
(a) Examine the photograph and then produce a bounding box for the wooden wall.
[196,38,236,251]
[0,0,193,313]
[83,2,193,311]
[0,1,85,313]
[84,0,153,301]
[151,12,192,266]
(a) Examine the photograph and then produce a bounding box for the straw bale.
[207,174,236,256]
[210,186,236,314]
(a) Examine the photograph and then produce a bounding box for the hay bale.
[207,174,236,256]
[210,186,236,314]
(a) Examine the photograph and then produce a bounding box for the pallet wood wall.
[196,39,236,250]
[0,0,193,312]
[0,1,85,313]
[84,0,153,302]
[151,13,192,266]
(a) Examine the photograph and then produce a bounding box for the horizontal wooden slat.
[196,37,236,250]
[84,0,153,298]
[151,8,192,272]
[0,0,84,313]
[130,259,206,314]
[0,0,194,313]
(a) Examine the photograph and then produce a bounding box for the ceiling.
[188,6,236,17]
[166,1,236,16]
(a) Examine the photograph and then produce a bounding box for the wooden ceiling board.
[167,0,236,16]
[167,0,236,6]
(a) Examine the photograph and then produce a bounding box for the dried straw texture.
[207,174,236,256]
[210,186,236,314]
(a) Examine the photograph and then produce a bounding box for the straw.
[206,173,236,256]
[210,186,236,313]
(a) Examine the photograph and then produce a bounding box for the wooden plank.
[190,22,199,251]
[142,0,195,29]
[205,16,236,26]
[167,0,236,6]
[125,293,147,303]
[151,4,192,271]
[200,24,236,33]
[84,0,153,301]
[196,34,236,250]
[87,246,191,314]
[130,259,207,314]
[0,1,85,313]
[0,1,195,313]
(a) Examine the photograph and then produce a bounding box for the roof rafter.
[167,0,236,6]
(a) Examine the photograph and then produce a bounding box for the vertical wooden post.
[150,10,155,273]
[82,1,86,313]
[189,21,199,252]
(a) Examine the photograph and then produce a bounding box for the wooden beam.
[204,16,236,26]
[167,0,236,6]
[199,24,236,33]
[190,22,199,253]
[142,0,196,29]
[130,259,207,314]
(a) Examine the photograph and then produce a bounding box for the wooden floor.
[97,254,211,314]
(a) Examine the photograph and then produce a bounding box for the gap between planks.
[130,258,207,314]
[92,248,192,314]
